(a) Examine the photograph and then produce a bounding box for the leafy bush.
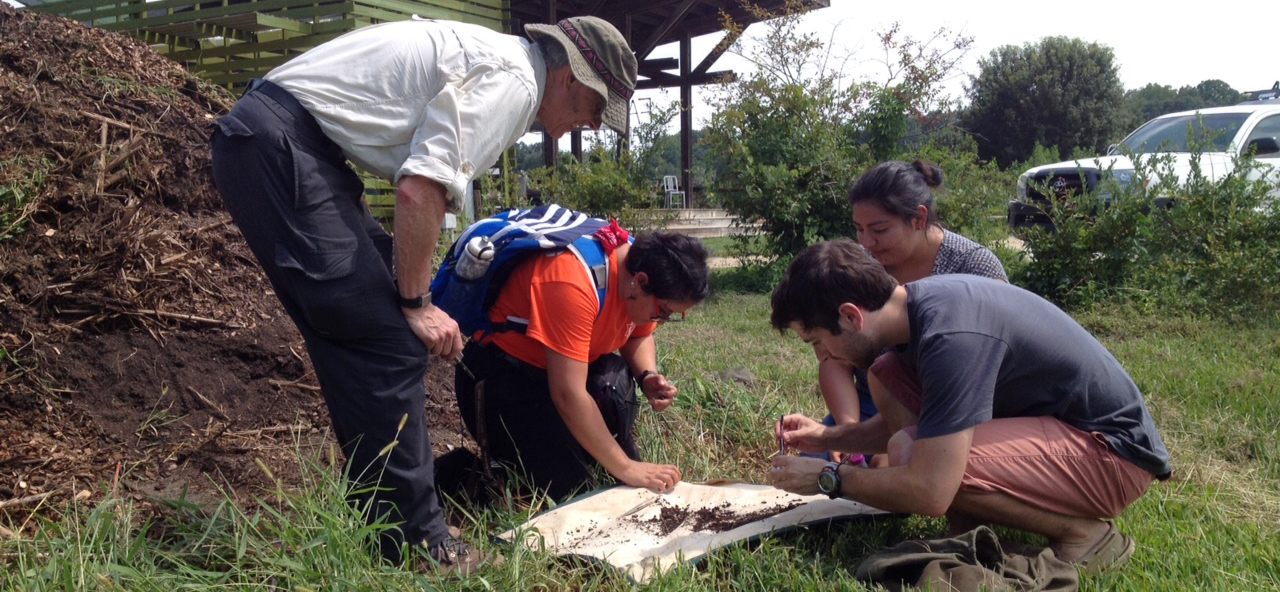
[1136,156,1280,316]
[1013,148,1280,316]
[478,103,682,233]
[1013,175,1153,308]
[703,1,972,261]
[910,143,1016,248]
[523,146,675,233]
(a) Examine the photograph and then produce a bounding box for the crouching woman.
[455,231,709,500]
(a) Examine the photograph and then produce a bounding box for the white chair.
[662,175,686,209]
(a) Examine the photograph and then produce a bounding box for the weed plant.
[0,156,53,240]
[1014,143,1280,318]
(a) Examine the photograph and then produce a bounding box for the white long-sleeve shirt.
[266,18,545,212]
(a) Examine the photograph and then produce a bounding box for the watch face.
[818,469,838,494]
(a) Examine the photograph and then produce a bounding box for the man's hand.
[402,304,463,360]
[776,414,829,455]
[767,455,827,496]
[615,460,682,492]
[639,373,678,412]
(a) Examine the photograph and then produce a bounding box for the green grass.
[0,156,53,240]
[3,295,1278,591]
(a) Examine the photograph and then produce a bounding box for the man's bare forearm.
[824,414,892,455]
[393,175,448,298]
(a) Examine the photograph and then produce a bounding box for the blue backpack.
[429,204,624,339]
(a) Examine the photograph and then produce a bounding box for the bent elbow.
[917,501,950,518]
[913,487,957,517]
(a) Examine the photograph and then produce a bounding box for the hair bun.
[912,160,944,188]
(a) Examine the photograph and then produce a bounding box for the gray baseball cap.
[525,16,638,135]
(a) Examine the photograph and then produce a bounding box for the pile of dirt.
[0,4,472,522]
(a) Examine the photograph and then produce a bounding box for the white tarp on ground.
[497,481,892,583]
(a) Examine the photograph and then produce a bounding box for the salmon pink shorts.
[870,351,1155,519]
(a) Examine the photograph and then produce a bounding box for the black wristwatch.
[398,292,431,309]
[817,461,842,499]
[634,369,657,387]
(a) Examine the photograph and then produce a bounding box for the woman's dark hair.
[770,239,897,334]
[847,160,945,226]
[624,232,711,304]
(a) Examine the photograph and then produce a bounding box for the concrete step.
[669,208,733,221]
[666,216,739,227]
[665,225,759,239]
[658,207,759,238]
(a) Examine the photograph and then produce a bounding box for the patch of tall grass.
[2,297,1277,591]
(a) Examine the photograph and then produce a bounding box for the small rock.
[714,367,757,389]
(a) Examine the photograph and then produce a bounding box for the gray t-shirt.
[903,275,1172,477]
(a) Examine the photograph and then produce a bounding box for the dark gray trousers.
[210,79,447,562]
[454,341,640,502]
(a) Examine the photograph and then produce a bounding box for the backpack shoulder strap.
[486,239,609,336]
[565,237,610,317]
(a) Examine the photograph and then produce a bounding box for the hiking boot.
[416,533,503,576]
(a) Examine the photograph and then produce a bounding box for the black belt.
[472,341,546,380]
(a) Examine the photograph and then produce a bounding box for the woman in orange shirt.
[455,231,710,500]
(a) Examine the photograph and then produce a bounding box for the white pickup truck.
[1008,99,1280,228]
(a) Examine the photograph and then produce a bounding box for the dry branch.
[176,420,232,462]
[132,308,238,328]
[190,219,231,235]
[226,424,310,438]
[0,491,54,510]
[95,122,108,193]
[187,386,229,421]
[269,379,321,392]
[79,110,181,142]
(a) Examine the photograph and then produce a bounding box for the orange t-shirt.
[482,248,656,368]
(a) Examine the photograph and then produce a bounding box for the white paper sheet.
[497,481,892,583]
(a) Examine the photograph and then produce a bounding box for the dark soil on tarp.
[0,3,474,527]
[633,499,805,536]
[687,500,803,532]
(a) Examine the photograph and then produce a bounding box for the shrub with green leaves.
[703,1,972,261]
[1013,148,1280,316]
[480,104,681,233]
[1137,155,1280,316]
[910,143,1017,248]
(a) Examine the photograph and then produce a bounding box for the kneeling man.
[767,239,1170,573]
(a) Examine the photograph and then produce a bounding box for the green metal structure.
[21,0,505,91]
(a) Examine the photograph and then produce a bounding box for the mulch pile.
[0,4,471,526]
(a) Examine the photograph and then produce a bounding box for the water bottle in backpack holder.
[454,236,495,280]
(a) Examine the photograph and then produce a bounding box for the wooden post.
[680,30,693,207]
[542,0,559,170]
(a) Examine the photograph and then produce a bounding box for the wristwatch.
[817,461,842,499]
[634,369,657,387]
[398,292,431,309]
